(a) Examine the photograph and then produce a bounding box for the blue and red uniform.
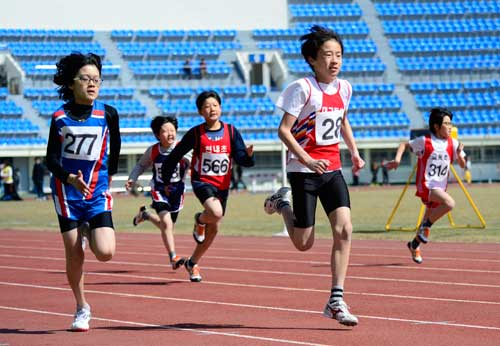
[149,142,188,212]
[46,101,121,226]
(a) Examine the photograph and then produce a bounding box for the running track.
[1,229,499,346]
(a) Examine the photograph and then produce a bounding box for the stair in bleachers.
[2,0,499,147]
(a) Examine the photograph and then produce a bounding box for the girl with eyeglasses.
[45,52,121,332]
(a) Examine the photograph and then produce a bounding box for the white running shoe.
[185,259,202,282]
[323,300,358,327]
[192,212,206,244]
[70,305,91,332]
[264,187,291,215]
[407,242,423,264]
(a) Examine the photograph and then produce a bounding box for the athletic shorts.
[53,191,114,233]
[150,187,184,214]
[418,189,442,209]
[58,211,114,234]
[151,201,180,223]
[191,180,228,215]
[288,170,350,228]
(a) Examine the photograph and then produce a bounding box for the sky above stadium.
[1,0,288,30]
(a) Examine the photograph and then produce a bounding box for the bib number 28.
[315,110,343,146]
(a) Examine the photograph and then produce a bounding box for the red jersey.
[191,123,233,190]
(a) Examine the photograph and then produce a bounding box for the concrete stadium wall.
[0,0,288,30]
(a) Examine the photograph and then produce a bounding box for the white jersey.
[410,134,465,194]
[276,76,352,173]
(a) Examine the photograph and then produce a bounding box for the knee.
[94,245,115,262]
[95,251,114,262]
[295,236,314,251]
[446,198,456,211]
[333,225,352,243]
[296,242,314,252]
[206,209,224,223]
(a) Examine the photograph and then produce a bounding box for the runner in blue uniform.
[46,52,121,332]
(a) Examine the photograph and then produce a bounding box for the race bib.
[201,152,230,176]
[154,162,181,183]
[315,109,343,146]
[61,126,104,161]
[425,155,449,183]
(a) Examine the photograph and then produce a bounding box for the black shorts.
[58,211,114,233]
[151,201,180,223]
[192,181,228,215]
[288,170,350,228]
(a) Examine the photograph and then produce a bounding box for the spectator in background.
[381,158,389,185]
[1,159,21,200]
[183,58,192,80]
[199,58,207,79]
[370,161,379,186]
[230,164,247,191]
[463,156,472,185]
[32,157,47,200]
[0,66,7,87]
[13,166,22,199]
[1,159,14,200]
[352,169,360,186]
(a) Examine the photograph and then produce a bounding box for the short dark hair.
[53,52,102,102]
[195,90,222,111]
[428,107,453,135]
[150,116,178,138]
[300,25,344,72]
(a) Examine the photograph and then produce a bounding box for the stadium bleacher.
[0,0,498,150]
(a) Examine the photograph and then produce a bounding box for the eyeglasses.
[74,75,103,85]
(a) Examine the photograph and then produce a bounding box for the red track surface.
[1,229,499,345]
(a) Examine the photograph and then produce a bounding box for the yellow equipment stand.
[385,164,486,231]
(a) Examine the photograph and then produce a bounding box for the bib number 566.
[202,158,229,176]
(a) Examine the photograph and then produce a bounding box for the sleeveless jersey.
[278,77,352,173]
[415,135,454,199]
[50,101,110,201]
[150,142,187,196]
[191,123,232,190]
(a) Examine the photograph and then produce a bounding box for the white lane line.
[1,243,500,264]
[1,281,499,331]
[1,264,500,307]
[2,254,500,289]
[0,305,331,346]
[2,236,500,256]
[2,245,500,273]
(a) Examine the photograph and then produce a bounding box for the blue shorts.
[53,191,113,221]
[150,187,184,213]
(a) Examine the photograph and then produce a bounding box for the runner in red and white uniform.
[264,26,365,327]
[161,90,254,282]
[386,107,466,264]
